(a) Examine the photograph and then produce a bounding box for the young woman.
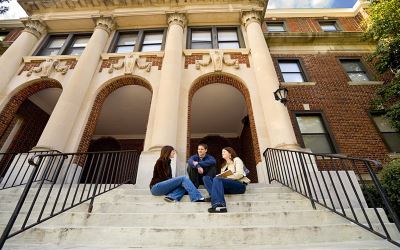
[202,147,250,213]
[149,145,205,202]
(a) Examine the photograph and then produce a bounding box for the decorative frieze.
[241,11,262,28]
[21,19,46,39]
[185,50,250,70]
[19,57,77,76]
[100,54,163,73]
[167,13,187,28]
[94,16,116,35]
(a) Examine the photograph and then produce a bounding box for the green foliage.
[365,0,400,130]
[0,0,10,15]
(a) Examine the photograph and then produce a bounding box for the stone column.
[242,11,298,149]
[35,16,116,152]
[0,19,46,100]
[149,13,187,150]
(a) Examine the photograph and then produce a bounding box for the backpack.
[243,165,250,177]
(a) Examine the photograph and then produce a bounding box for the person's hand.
[193,161,199,167]
[197,167,204,174]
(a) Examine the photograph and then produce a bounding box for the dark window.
[111,30,165,53]
[371,114,400,153]
[340,59,371,81]
[278,59,306,82]
[319,21,340,32]
[37,33,92,56]
[188,27,242,49]
[296,114,336,154]
[266,22,286,32]
[140,31,164,52]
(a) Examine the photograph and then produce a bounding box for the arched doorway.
[0,79,62,177]
[188,73,260,182]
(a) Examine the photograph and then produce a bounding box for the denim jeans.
[203,176,246,207]
[150,176,203,201]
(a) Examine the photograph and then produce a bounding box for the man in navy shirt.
[187,143,217,188]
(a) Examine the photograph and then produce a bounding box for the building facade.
[0,0,399,185]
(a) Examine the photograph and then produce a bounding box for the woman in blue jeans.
[149,145,205,202]
[203,147,250,213]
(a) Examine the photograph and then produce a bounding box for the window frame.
[276,58,309,83]
[109,29,167,53]
[338,57,374,82]
[293,111,339,154]
[318,20,342,32]
[369,111,400,153]
[35,32,93,56]
[187,26,245,49]
[265,21,288,32]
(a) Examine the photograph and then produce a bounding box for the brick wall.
[271,53,393,171]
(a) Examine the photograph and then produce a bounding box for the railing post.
[88,154,106,213]
[298,151,316,209]
[0,155,43,249]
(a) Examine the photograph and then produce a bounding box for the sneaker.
[204,197,211,202]
[164,196,176,203]
[208,205,227,213]
[195,198,206,202]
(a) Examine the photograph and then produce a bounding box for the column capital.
[21,18,47,39]
[167,13,187,28]
[94,16,116,35]
[241,11,263,29]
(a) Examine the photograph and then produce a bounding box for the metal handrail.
[263,148,400,247]
[0,150,140,249]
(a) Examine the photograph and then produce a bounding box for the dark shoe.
[164,196,176,203]
[208,205,227,213]
[195,198,206,202]
[204,197,211,202]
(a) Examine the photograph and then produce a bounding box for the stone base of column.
[31,146,59,153]
[135,150,177,188]
[273,143,303,151]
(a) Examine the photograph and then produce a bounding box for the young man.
[187,144,217,188]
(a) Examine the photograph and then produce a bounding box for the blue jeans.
[203,176,246,207]
[150,176,203,201]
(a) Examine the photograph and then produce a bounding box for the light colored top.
[221,157,250,184]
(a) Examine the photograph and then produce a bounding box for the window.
[266,22,286,32]
[340,59,371,81]
[188,27,242,49]
[111,30,165,53]
[371,114,400,153]
[0,32,8,42]
[296,114,336,154]
[277,59,307,82]
[319,21,340,32]
[37,34,92,56]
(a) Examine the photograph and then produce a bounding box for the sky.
[0,0,359,20]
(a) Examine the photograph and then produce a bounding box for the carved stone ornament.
[108,54,153,74]
[241,11,262,28]
[95,16,116,35]
[22,19,46,39]
[167,13,187,28]
[27,58,70,77]
[195,51,239,72]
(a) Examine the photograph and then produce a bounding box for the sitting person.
[203,147,250,213]
[150,145,205,202]
[187,143,217,188]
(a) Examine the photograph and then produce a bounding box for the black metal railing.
[264,148,400,247]
[0,151,59,190]
[0,150,140,249]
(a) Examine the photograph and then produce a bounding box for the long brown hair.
[221,147,237,167]
[159,145,175,161]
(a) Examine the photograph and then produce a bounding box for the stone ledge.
[183,48,250,56]
[347,81,383,86]
[281,82,316,86]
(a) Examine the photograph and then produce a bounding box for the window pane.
[341,61,363,72]
[39,48,60,56]
[282,73,305,82]
[117,33,137,46]
[48,37,66,48]
[217,30,238,42]
[141,44,161,52]
[192,30,212,42]
[115,46,135,53]
[320,23,337,32]
[303,135,333,154]
[72,37,90,48]
[191,42,213,49]
[296,116,326,133]
[279,62,301,73]
[383,133,400,152]
[348,72,370,81]
[267,24,285,32]
[218,42,240,49]
[373,115,397,132]
[143,33,163,44]
[66,47,85,55]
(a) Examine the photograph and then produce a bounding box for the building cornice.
[265,32,374,45]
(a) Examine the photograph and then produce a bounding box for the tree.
[0,0,11,15]
[365,0,400,130]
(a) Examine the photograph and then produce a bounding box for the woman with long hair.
[149,145,205,202]
[203,147,250,213]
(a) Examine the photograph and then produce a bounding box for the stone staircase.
[0,183,399,249]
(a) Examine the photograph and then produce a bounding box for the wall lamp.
[274,86,288,105]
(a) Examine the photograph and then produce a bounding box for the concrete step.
[4,224,398,247]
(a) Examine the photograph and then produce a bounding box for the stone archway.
[188,73,261,182]
[77,76,153,153]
